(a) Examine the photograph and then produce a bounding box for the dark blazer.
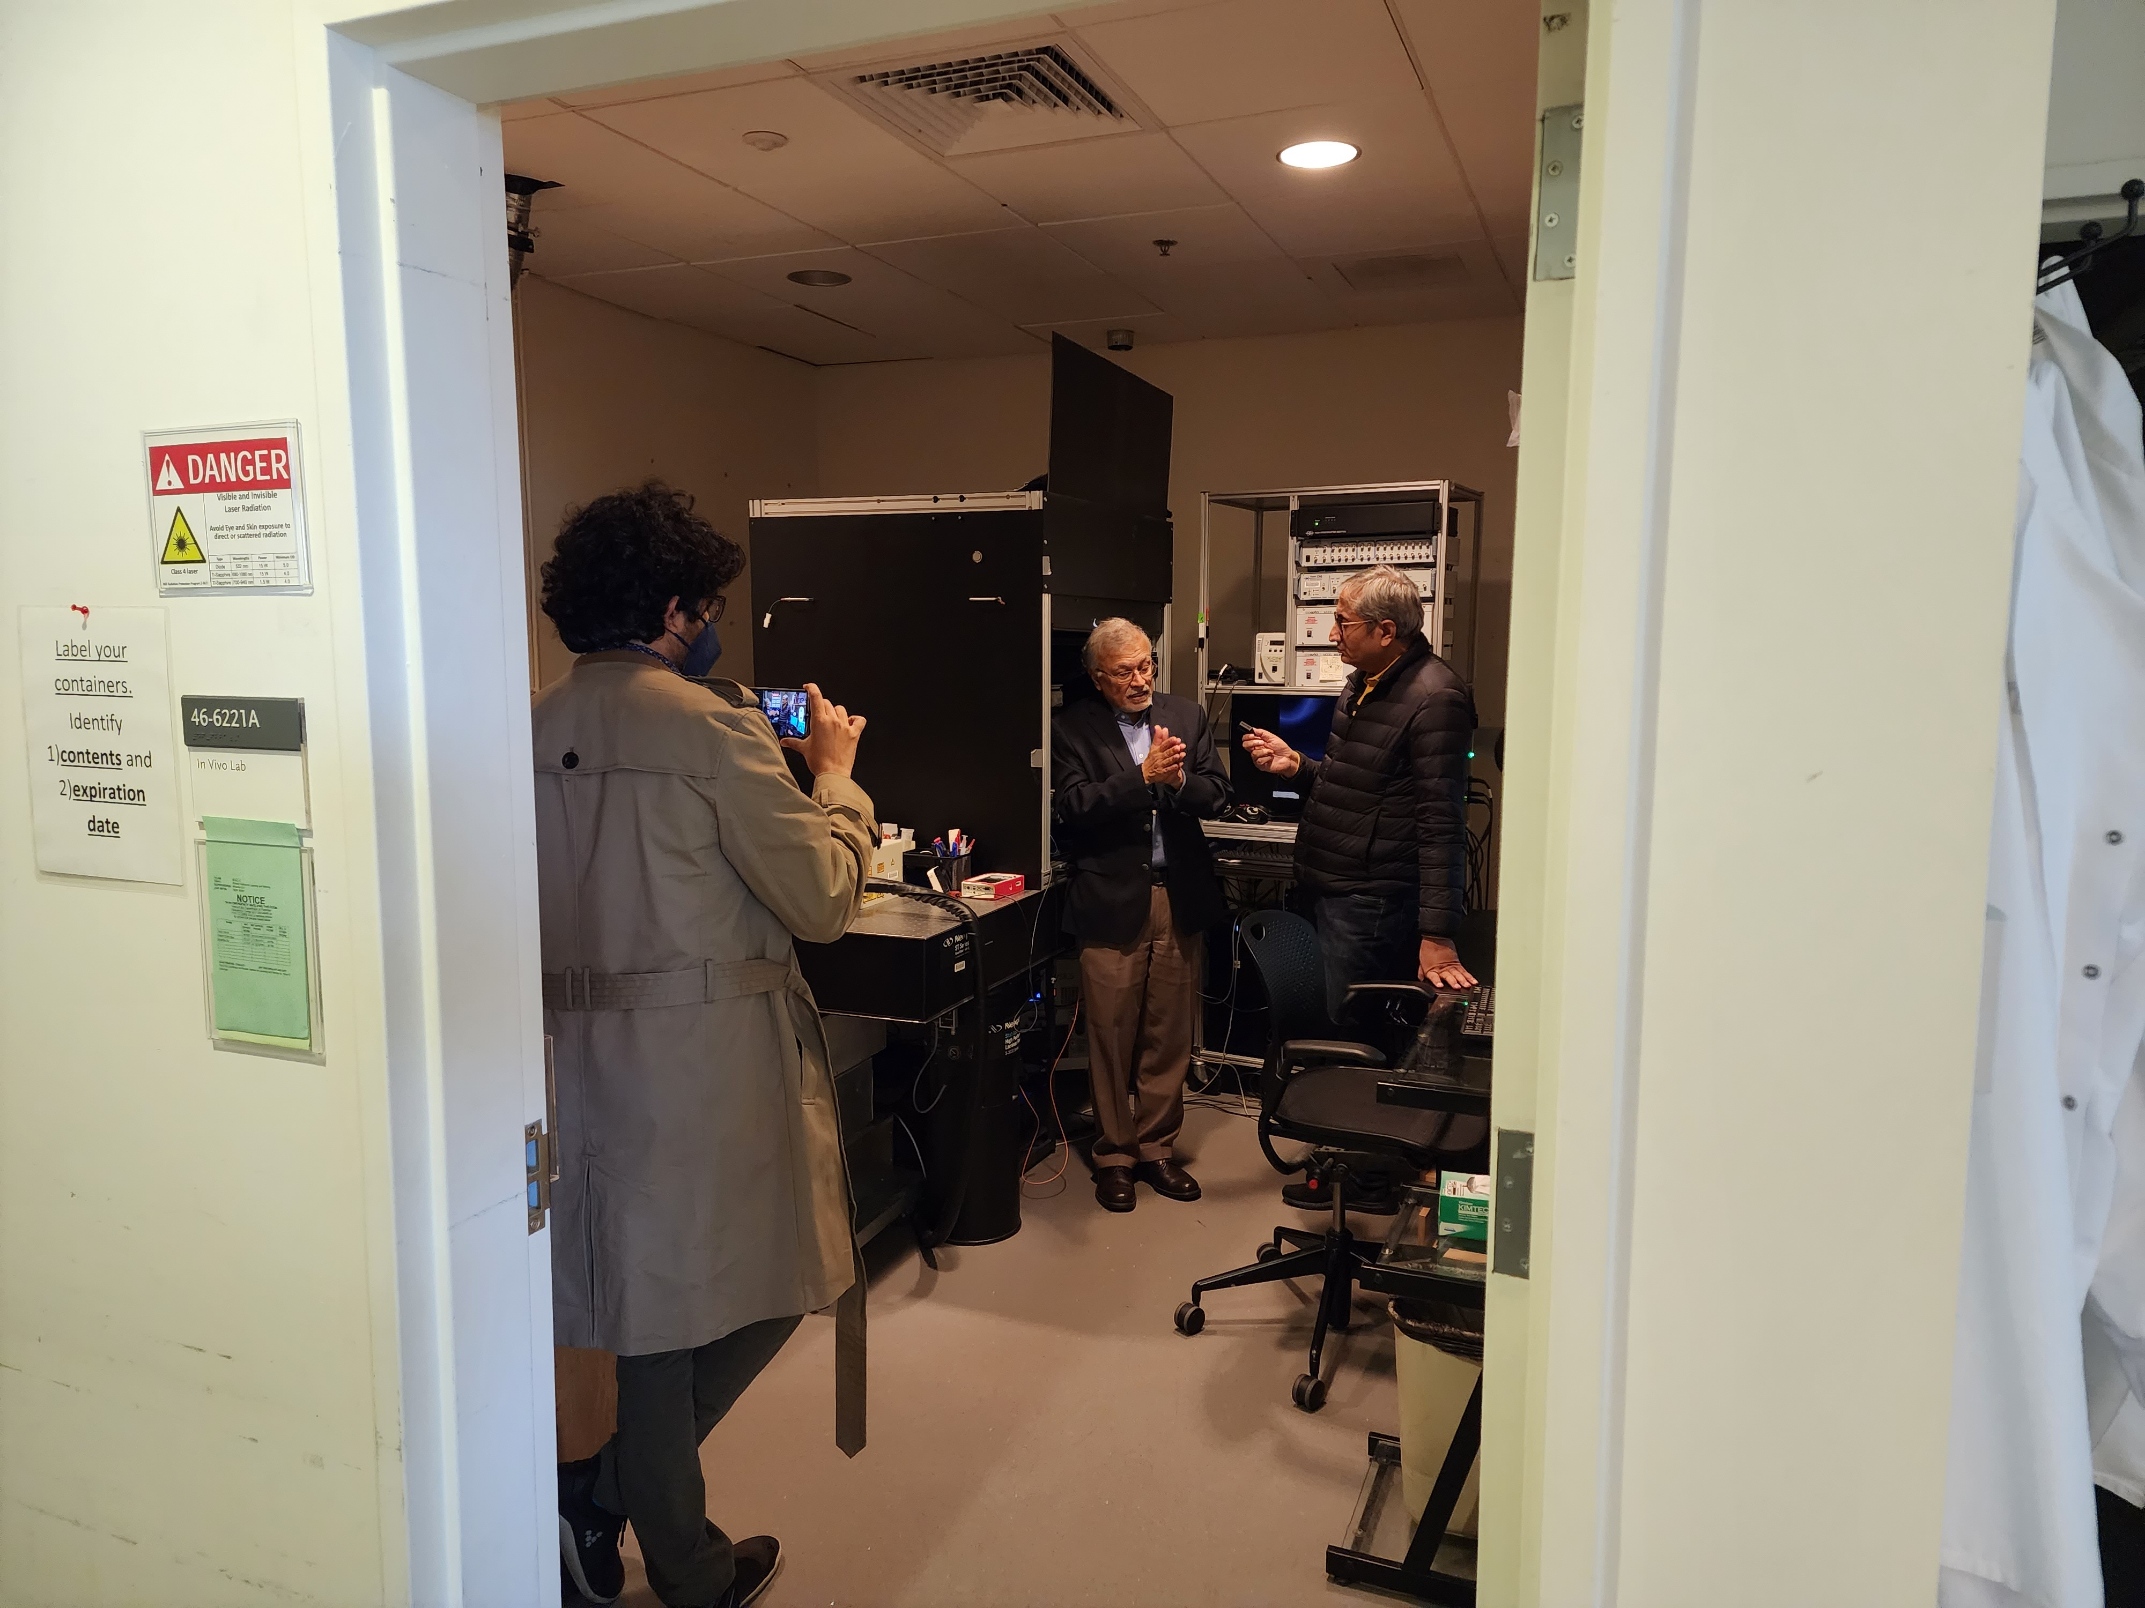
[1292,632,1476,939]
[1051,691,1231,945]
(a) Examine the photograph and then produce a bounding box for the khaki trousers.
[1078,884,1204,1169]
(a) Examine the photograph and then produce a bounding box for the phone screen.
[758,688,810,741]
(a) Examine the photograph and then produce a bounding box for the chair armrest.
[1279,1039,1388,1069]
[1342,980,1440,1007]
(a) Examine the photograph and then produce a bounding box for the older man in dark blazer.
[1052,618,1230,1211]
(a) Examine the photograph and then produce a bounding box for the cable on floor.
[1021,998,1082,1193]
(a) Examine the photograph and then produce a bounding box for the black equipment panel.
[796,886,1063,1022]
[752,509,1046,883]
[1047,333,1172,519]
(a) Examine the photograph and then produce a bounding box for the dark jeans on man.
[593,1314,800,1607]
[1315,892,1419,1027]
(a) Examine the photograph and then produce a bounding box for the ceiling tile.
[1391,0,1540,242]
[788,17,1059,74]
[699,247,1043,359]
[1043,202,1284,276]
[1053,0,1216,21]
[1071,0,1419,127]
[1300,239,1519,322]
[1022,309,1201,351]
[505,113,832,258]
[862,227,1160,325]
[1170,98,1478,257]
[523,209,678,277]
[551,61,801,110]
[583,78,1016,244]
[947,131,1224,222]
[1097,255,1347,338]
[553,264,898,365]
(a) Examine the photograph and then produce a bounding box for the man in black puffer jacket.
[1242,564,1478,1018]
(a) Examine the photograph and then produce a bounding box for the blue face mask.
[678,619,722,679]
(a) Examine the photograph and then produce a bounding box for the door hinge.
[528,1034,562,1233]
[1534,104,1582,282]
[1492,1128,1535,1277]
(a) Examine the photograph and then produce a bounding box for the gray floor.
[604,1098,1417,1607]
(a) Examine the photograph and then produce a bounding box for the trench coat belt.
[540,957,793,1012]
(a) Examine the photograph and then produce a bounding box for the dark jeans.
[1315,892,1419,1027]
[592,1314,801,1607]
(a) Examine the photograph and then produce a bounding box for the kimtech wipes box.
[1438,1172,1492,1242]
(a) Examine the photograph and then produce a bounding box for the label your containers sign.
[145,421,312,595]
[18,605,183,884]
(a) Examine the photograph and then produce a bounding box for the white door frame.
[303,0,2066,1600]
[1483,2,2060,1603]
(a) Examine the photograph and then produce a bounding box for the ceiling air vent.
[832,41,1136,158]
[1332,253,1470,293]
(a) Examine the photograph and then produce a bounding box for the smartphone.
[758,687,810,741]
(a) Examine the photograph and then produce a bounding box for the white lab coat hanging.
[1938,278,2145,1608]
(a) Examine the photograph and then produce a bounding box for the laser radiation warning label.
[145,421,312,595]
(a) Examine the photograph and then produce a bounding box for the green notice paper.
[204,816,311,1048]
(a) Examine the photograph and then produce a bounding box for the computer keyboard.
[1461,985,1494,1040]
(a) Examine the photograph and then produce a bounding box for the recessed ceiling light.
[788,269,852,288]
[1279,140,1359,170]
[742,130,789,152]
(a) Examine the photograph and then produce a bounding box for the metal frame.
[1196,480,1485,696]
[749,491,1043,517]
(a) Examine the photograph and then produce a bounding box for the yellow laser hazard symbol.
[161,507,205,564]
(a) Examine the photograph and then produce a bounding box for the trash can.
[1390,1298,1483,1536]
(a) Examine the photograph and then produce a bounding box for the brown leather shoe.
[1094,1166,1137,1213]
[1136,1159,1202,1201]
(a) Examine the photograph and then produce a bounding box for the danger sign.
[144,421,311,596]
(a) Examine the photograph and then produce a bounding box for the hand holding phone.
[782,682,866,778]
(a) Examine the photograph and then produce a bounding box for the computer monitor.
[1225,692,1336,821]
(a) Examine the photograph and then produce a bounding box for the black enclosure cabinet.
[749,337,1176,886]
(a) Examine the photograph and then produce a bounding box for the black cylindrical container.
[924,1004,1027,1245]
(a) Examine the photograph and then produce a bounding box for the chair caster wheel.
[1292,1372,1327,1412]
[1255,1242,1282,1263]
[1175,1302,1206,1336]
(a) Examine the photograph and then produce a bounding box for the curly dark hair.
[539,481,746,653]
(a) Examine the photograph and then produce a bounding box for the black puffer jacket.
[1292,633,1476,937]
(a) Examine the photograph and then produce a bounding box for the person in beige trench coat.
[533,484,876,1608]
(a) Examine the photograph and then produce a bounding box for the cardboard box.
[959,872,1026,901]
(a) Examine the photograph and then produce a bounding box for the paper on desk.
[204,816,310,1047]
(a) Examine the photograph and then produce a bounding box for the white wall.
[0,6,410,1601]
[516,277,817,688]
[2045,0,2145,199]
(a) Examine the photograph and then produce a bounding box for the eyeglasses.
[1331,612,1376,635]
[693,595,728,626]
[1095,658,1155,684]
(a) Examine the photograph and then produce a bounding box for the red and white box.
[959,872,1026,901]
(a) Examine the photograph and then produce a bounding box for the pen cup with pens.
[902,828,972,893]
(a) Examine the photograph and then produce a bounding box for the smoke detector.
[825,39,1142,157]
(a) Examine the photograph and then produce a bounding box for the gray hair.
[1081,617,1153,672]
[1337,564,1424,639]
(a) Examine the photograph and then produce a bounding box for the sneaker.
[723,1535,782,1607]
[557,1456,625,1604]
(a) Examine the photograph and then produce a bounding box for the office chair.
[1172,909,1490,1411]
